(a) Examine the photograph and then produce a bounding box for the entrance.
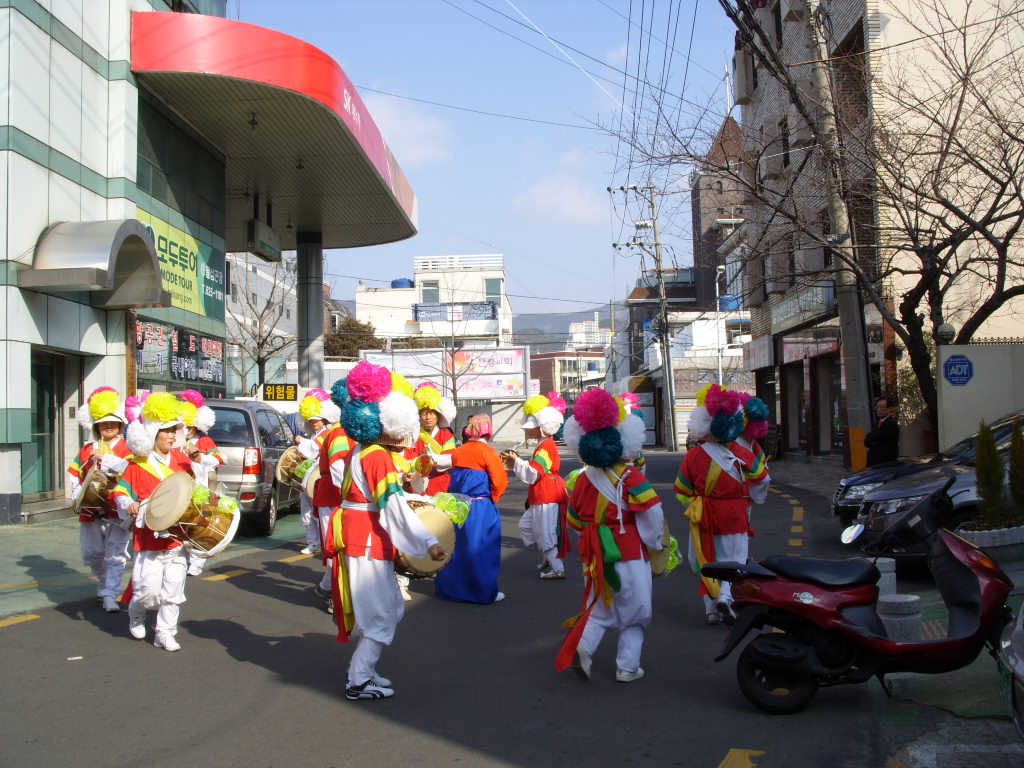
[23,351,65,500]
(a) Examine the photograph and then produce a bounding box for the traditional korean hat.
[341,361,419,449]
[520,391,566,435]
[76,387,127,438]
[179,389,216,433]
[738,392,770,441]
[126,391,185,458]
[562,387,645,468]
[299,387,340,426]
[413,382,456,429]
[687,384,745,444]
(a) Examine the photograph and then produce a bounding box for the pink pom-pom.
[416,381,440,392]
[745,419,771,440]
[620,392,640,411]
[574,388,620,432]
[704,385,741,417]
[125,395,143,422]
[90,386,117,398]
[737,392,752,407]
[307,388,330,401]
[180,389,205,408]
[721,389,743,414]
[347,361,393,403]
[547,391,567,415]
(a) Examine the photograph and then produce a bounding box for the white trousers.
[345,555,404,687]
[578,559,653,674]
[317,508,333,589]
[79,519,132,598]
[518,502,562,569]
[691,532,748,614]
[129,548,188,636]
[300,496,319,548]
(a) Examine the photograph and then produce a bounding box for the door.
[23,352,65,500]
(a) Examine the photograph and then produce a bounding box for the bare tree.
[226,257,297,393]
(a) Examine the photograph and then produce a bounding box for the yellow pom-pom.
[299,395,322,421]
[696,384,714,407]
[89,390,121,421]
[178,401,198,427]
[391,371,415,399]
[142,392,182,424]
[524,395,550,416]
[614,396,628,424]
[415,386,441,412]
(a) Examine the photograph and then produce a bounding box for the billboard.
[361,347,528,401]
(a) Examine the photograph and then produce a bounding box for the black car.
[831,408,1024,526]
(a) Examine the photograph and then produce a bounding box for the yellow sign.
[264,384,298,401]
[136,211,225,318]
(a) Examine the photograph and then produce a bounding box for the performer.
[178,390,224,576]
[555,388,664,683]
[502,392,569,579]
[674,385,769,625]
[295,388,338,556]
[434,414,508,604]
[323,361,446,701]
[732,394,772,521]
[67,387,133,613]
[405,382,457,495]
[619,392,647,474]
[311,381,353,611]
[112,392,195,651]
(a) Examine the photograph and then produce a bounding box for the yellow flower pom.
[524,395,550,416]
[614,395,628,424]
[299,394,322,421]
[89,390,121,421]
[415,386,441,412]
[391,371,415,399]
[696,384,714,407]
[142,392,182,424]
[179,401,198,427]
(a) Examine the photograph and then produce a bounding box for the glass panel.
[485,277,502,304]
[422,280,439,303]
[206,407,253,447]
[23,353,62,496]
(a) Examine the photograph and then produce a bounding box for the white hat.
[77,387,127,438]
[413,383,457,429]
[521,392,566,436]
[126,392,185,458]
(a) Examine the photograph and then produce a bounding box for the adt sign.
[943,354,974,386]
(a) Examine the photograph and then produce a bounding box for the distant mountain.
[512,305,628,350]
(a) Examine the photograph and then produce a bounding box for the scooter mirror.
[841,523,865,545]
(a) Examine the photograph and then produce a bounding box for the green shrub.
[1007,422,1024,527]
[970,420,1011,530]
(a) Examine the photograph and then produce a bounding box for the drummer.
[67,387,133,613]
[113,392,195,652]
[310,382,352,610]
[178,390,225,577]
[404,383,457,495]
[324,361,446,701]
[295,389,339,557]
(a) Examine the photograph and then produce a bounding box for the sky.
[231,0,737,315]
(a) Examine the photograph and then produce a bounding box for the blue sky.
[232,0,736,314]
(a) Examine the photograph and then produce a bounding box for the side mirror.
[841,524,865,545]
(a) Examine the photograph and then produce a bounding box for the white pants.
[317,508,333,590]
[79,519,132,598]
[518,502,562,570]
[691,532,748,614]
[345,554,404,687]
[300,496,319,549]
[578,559,652,674]
[129,548,188,636]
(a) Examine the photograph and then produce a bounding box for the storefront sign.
[136,211,226,320]
[744,334,774,370]
[136,318,225,385]
[770,281,835,334]
[264,383,298,401]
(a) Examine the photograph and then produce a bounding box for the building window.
[422,280,439,303]
[285,309,291,320]
[231,283,237,302]
[484,277,502,305]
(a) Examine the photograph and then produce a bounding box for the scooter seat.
[761,555,880,588]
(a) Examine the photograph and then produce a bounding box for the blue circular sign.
[943,354,974,386]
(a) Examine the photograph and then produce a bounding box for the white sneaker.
[154,633,181,652]
[572,648,592,681]
[400,585,412,602]
[129,617,146,640]
[300,545,320,555]
[346,680,394,700]
[371,674,392,687]
[493,592,505,603]
[616,667,645,683]
[187,563,204,577]
[715,598,737,626]
[102,596,120,613]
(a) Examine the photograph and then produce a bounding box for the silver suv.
[207,400,300,535]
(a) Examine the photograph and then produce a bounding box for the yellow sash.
[685,460,723,599]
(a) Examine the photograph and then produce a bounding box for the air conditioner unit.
[246,220,282,263]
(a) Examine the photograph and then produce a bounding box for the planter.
[958,525,1024,572]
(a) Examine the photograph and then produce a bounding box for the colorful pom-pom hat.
[126,391,186,457]
[179,389,216,433]
[520,391,566,435]
[562,388,645,468]
[299,387,341,426]
[341,360,419,449]
[413,382,456,429]
[687,384,745,445]
[76,387,127,437]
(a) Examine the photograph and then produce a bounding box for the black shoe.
[313,584,331,601]
[345,680,394,700]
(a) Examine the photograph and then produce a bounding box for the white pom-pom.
[194,406,216,433]
[535,406,564,436]
[563,417,585,456]
[320,400,341,425]
[687,405,712,441]
[126,421,154,457]
[77,403,94,432]
[437,397,457,429]
[617,414,646,462]
[379,392,419,444]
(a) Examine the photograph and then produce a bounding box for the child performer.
[502,392,569,579]
[67,387,132,613]
[113,392,194,651]
[295,388,339,556]
[178,390,224,576]
[555,389,664,683]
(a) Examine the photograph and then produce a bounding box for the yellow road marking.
[792,506,804,521]
[788,538,803,547]
[279,553,314,563]
[0,614,40,628]
[717,748,765,768]
[202,569,250,581]
[790,525,804,533]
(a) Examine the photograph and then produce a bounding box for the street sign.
[943,354,974,387]
[263,383,297,401]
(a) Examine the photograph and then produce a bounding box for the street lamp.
[715,265,726,384]
[937,323,956,345]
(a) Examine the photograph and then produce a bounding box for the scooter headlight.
[871,494,928,517]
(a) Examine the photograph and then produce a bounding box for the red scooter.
[701,474,1014,713]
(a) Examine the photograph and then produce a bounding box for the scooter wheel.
[736,638,819,714]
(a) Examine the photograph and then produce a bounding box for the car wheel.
[736,638,819,714]
[251,486,278,537]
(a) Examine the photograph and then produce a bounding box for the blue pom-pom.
[578,427,623,468]
[342,398,381,443]
[710,411,745,443]
[331,378,349,409]
[744,397,769,421]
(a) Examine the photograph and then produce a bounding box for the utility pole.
[611,183,678,451]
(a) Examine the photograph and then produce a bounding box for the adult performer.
[405,382,457,495]
[674,385,769,625]
[295,388,338,556]
[501,392,569,579]
[178,390,224,576]
[113,392,195,651]
[67,387,133,613]
[323,362,446,701]
[434,414,508,605]
[556,388,664,683]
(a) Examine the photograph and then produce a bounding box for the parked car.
[206,400,300,535]
[831,408,1024,526]
[997,602,1024,742]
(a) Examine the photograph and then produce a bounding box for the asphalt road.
[1,453,1022,768]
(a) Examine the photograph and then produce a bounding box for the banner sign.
[136,317,225,385]
[136,210,226,320]
[361,347,528,402]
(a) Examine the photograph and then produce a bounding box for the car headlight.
[870,495,928,517]
[842,482,883,501]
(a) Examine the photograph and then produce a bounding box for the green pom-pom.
[295,458,315,479]
[666,536,681,571]
[565,468,581,492]
[217,496,239,517]
[192,486,211,506]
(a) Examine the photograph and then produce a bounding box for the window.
[230,283,237,301]
[421,280,439,303]
[286,309,291,320]
[251,292,258,305]
[484,277,502,305]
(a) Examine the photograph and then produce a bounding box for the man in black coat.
[865,397,899,466]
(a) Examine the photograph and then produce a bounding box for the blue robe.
[434,466,502,604]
